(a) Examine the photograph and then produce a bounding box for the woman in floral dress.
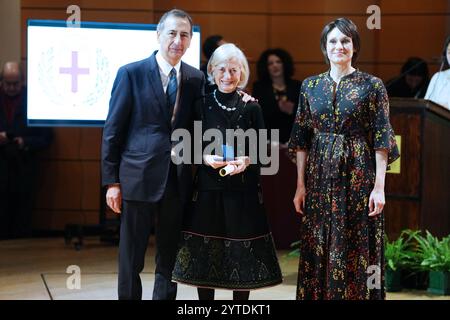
[288,18,399,300]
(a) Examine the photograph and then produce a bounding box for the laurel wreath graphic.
[37,47,111,109]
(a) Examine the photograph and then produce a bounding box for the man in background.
[0,61,53,239]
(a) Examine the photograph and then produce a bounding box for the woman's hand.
[278,99,295,115]
[369,150,388,217]
[203,155,227,169]
[228,156,250,175]
[293,184,306,215]
[0,131,8,145]
[368,187,385,217]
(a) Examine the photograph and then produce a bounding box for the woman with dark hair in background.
[386,57,429,98]
[253,48,302,145]
[288,18,399,300]
[425,36,450,110]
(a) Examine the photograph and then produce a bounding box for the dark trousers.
[0,147,35,239]
[118,167,182,300]
[0,190,33,239]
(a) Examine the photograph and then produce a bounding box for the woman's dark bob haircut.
[320,18,360,65]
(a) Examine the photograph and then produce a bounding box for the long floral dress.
[288,70,399,300]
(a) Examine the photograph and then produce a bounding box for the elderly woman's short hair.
[207,43,250,89]
[320,17,361,65]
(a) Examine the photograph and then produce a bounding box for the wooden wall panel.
[269,0,378,14]
[79,128,102,160]
[269,15,328,63]
[34,161,83,210]
[381,0,449,13]
[190,13,269,63]
[22,0,153,10]
[43,128,81,160]
[154,0,268,14]
[269,16,376,63]
[378,16,448,62]
[81,161,101,210]
[385,199,420,239]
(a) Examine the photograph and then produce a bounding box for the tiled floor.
[0,237,448,300]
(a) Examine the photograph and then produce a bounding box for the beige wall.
[0,0,21,67]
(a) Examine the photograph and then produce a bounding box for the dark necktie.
[166,68,177,112]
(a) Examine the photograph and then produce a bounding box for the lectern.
[385,98,450,239]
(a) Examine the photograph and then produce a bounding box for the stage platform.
[0,238,448,300]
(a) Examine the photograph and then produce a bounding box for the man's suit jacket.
[101,52,205,204]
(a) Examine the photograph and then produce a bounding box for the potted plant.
[410,231,450,295]
[400,230,428,290]
[384,230,418,292]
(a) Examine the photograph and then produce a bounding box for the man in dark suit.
[101,9,205,300]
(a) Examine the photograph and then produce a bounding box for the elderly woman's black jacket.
[193,91,266,191]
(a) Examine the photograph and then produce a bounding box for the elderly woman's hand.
[228,156,250,175]
[237,90,257,103]
[203,154,227,169]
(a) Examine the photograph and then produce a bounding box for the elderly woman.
[288,18,399,300]
[172,43,282,300]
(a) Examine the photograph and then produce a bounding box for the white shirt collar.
[156,51,181,77]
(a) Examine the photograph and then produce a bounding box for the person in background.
[201,35,226,93]
[386,57,429,98]
[0,61,53,239]
[425,36,450,110]
[253,48,301,145]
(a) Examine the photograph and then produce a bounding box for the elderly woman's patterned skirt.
[172,189,283,290]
